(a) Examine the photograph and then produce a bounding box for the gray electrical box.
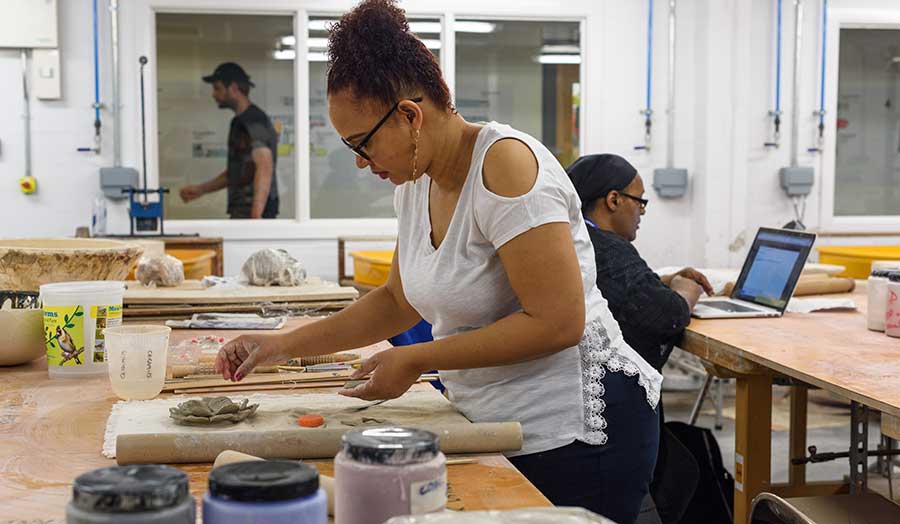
[100,167,139,199]
[652,167,689,198]
[779,166,814,197]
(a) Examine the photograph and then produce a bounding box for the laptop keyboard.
[701,301,761,313]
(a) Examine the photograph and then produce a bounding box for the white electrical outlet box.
[33,49,61,99]
[0,0,58,48]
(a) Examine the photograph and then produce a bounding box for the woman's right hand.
[215,334,288,382]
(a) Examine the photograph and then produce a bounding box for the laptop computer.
[692,228,817,319]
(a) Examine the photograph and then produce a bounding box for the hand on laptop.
[670,276,704,309]
[663,267,714,296]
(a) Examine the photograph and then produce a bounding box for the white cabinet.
[0,0,59,49]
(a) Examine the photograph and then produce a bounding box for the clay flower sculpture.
[169,397,259,425]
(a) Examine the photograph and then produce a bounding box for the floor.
[661,376,899,500]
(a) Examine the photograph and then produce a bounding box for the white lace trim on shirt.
[578,317,661,445]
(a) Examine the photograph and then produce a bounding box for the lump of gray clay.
[169,397,259,425]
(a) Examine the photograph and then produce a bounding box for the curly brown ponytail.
[326,0,453,113]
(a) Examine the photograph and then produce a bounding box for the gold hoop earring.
[411,128,420,184]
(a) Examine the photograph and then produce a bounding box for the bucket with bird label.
[40,281,124,378]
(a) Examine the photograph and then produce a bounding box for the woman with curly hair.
[216,1,661,521]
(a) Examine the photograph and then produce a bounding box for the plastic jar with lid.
[885,272,900,338]
[203,460,327,524]
[867,269,894,331]
[335,427,447,524]
[66,465,195,524]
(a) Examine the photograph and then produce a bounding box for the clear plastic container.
[104,325,170,400]
[40,281,124,378]
[885,275,900,339]
[384,508,614,524]
[867,269,893,331]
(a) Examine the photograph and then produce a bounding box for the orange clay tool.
[298,414,325,428]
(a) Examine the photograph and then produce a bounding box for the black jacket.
[588,227,691,370]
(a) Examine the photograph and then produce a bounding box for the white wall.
[3,0,900,279]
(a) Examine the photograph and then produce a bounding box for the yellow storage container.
[166,248,216,281]
[349,250,393,287]
[816,246,900,279]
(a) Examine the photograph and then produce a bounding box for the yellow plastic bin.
[349,250,393,286]
[816,246,900,279]
[166,249,216,281]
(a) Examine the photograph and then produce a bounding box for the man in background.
[180,62,279,219]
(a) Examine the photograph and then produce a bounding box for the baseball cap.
[202,62,255,87]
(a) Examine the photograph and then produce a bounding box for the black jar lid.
[872,269,894,278]
[342,427,440,466]
[209,460,319,502]
[71,465,190,513]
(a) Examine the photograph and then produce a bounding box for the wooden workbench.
[0,319,549,521]
[680,283,900,524]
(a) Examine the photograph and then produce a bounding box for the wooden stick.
[172,376,439,395]
[445,458,477,466]
[163,370,357,392]
[169,364,281,379]
[172,376,438,395]
[173,381,351,395]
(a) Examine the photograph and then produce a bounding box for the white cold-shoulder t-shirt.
[394,122,662,456]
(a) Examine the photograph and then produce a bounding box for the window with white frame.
[455,19,582,168]
[154,11,584,225]
[156,13,297,220]
[306,15,441,219]
[834,28,900,218]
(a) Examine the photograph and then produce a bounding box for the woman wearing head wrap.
[568,155,715,523]
[567,154,713,371]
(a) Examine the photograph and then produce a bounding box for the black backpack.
[664,421,735,524]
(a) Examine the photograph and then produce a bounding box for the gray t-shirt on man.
[227,104,279,218]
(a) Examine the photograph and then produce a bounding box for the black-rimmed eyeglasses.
[617,191,649,211]
[340,97,423,161]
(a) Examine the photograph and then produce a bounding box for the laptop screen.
[731,228,816,311]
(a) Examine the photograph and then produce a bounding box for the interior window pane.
[156,13,296,219]
[308,16,441,219]
[455,19,581,168]
[835,28,900,216]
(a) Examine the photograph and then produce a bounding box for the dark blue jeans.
[509,369,660,524]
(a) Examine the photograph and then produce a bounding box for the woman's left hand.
[338,348,426,401]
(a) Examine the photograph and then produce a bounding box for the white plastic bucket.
[40,281,124,378]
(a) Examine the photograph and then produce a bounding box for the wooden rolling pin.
[116,422,522,464]
[721,277,856,298]
[793,277,855,297]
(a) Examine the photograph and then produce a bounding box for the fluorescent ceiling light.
[307,19,494,34]
[409,21,442,33]
[273,49,296,60]
[455,21,496,33]
[541,44,580,54]
[308,19,338,31]
[307,19,443,33]
[307,52,329,62]
[421,39,441,49]
[284,35,432,50]
[536,54,581,64]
